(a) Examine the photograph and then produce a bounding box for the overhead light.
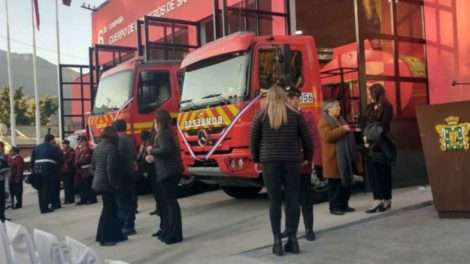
[295,30,303,35]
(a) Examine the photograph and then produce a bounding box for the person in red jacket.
[74,136,97,205]
[282,87,322,241]
[61,140,76,204]
[8,147,24,209]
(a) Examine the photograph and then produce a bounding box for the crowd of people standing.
[1,83,396,256]
[90,113,183,246]
[1,142,25,222]
[250,84,396,256]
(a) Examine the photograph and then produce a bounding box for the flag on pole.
[33,0,40,30]
[63,0,72,6]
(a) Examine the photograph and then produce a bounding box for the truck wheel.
[177,176,214,198]
[222,186,262,199]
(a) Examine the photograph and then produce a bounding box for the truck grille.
[186,127,224,136]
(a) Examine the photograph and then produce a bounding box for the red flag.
[63,0,72,6]
[33,0,40,30]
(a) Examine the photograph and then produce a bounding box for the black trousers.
[50,174,61,209]
[96,192,127,244]
[79,176,97,203]
[38,174,54,213]
[0,180,5,221]
[263,162,301,236]
[285,174,315,231]
[63,171,75,203]
[328,179,351,212]
[158,176,182,241]
[9,181,23,208]
[367,157,392,200]
[116,177,136,231]
[149,170,160,213]
[300,174,314,230]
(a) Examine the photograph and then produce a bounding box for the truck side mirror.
[276,44,292,88]
[177,71,185,93]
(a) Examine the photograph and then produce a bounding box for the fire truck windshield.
[181,52,249,110]
[93,70,134,113]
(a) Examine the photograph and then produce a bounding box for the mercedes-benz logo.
[197,129,209,146]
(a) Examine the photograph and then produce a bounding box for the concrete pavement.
[7,184,434,263]
[222,205,469,264]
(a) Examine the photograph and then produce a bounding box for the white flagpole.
[55,0,63,140]
[5,0,16,146]
[31,0,41,144]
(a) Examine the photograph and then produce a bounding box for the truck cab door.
[252,38,322,114]
[133,66,178,135]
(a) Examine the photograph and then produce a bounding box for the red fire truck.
[176,32,428,198]
[60,17,201,145]
[177,32,323,198]
[59,17,202,194]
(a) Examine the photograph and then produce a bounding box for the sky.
[0,0,107,66]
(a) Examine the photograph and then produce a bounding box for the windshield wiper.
[180,99,197,110]
[200,93,231,105]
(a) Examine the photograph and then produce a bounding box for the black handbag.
[25,173,40,190]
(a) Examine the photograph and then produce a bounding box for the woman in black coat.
[91,126,127,246]
[250,85,313,256]
[362,83,396,213]
[147,110,184,245]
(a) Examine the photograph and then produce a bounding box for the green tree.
[0,86,9,126]
[13,87,32,125]
[0,86,32,126]
[39,95,59,125]
[26,95,59,126]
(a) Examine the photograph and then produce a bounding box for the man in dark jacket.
[113,119,137,236]
[31,134,63,214]
[282,87,318,241]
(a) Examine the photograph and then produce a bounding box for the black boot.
[305,229,316,241]
[280,229,289,239]
[272,235,283,256]
[284,235,300,254]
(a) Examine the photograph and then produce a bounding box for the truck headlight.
[237,158,244,168]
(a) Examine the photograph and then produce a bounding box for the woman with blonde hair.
[250,85,313,256]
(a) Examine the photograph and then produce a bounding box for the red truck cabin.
[177,32,322,188]
[87,59,181,146]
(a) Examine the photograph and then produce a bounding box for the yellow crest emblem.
[435,116,470,151]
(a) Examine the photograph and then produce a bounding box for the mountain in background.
[0,49,80,97]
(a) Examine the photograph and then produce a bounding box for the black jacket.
[91,139,120,193]
[362,102,396,165]
[363,122,397,166]
[250,106,313,163]
[150,129,183,183]
[117,134,136,183]
[31,143,62,176]
[0,155,9,181]
[363,102,393,132]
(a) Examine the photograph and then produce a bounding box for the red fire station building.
[71,0,469,187]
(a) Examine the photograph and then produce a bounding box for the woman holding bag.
[362,83,396,213]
